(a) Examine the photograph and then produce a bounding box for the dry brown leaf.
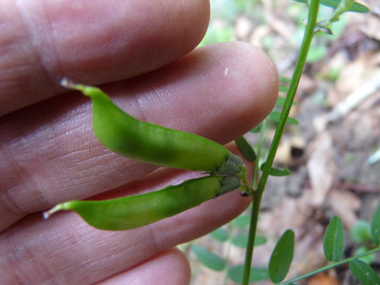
[259,197,309,236]
[359,5,380,41]
[327,188,361,229]
[306,132,338,206]
[235,16,253,40]
[328,52,380,106]
[274,136,306,166]
[296,74,318,99]
[250,25,272,49]
[307,273,340,285]
[191,267,224,285]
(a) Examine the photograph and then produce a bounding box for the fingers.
[0,42,278,231]
[109,42,279,139]
[1,187,249,284]
[98,248,190,285]
[0,0,209,115]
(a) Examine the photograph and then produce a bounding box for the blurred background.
[183,0,380,284]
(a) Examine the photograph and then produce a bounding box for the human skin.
[0,0,279,284]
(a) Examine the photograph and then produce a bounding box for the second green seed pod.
[43,175,241,231]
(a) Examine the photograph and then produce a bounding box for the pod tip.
[60,78,75,88]
[43,204,64,219]
[60,78,101,98]
[60,78,87,93]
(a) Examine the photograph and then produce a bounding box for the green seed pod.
[61,79,243,175]
[43,175,241,231]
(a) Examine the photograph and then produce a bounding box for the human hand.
[0,0,278,283]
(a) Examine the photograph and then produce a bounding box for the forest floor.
[186,0,380,284]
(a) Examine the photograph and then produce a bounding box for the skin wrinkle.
[80,237,143,283]
[15,0,61,93]
[24,243,56,284]
[48,224,95,283]
[2,227,51,284]
[116,49,218,133]
[98,249,191,284]
[6,217,71,283]
[1,0,209,115]
[0,0,58,116]
[191,52,241,130]
[0,137,46,219]
[48,222,98,280]
[190,46,267,137]
[68,229,155,283]
[1,110,73,214]
[2,132,70,229]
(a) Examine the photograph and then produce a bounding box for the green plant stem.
[241,120,267,284]
[241,0,320,284]
[252,118,268,189]
[257,0,319,193]
[241,189,264,284]
[280,246,380,284]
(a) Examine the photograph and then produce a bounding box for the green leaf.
[275,97,297,107]
[351,220,372,243]
[210,227,229,242]
[232,234,267,248]
[228,265,269,283]
[232,215,251,228]
[293,0,369,13]
[349,259,380,285]
[276,97,286,106]
[250,124,261,133]
[260,162,291,177]
[255,235,267,246]
[232,234,248,248]
[269,111,299,125]
[354,246,376,264]
[268,229,295,283]
[329,0,357,22]
[235,136,256,162]
[323,216,345,262]
[306,45,328,63]
[280,76,291,83]
[191,245,226,271]
[370,205,380,245]
[279,85,289,93]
